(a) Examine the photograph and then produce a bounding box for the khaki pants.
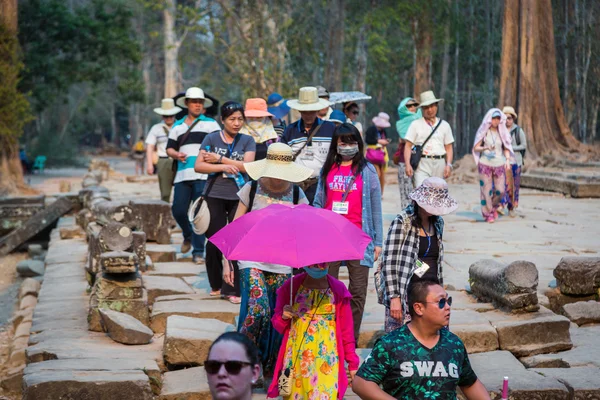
[156,158,175,203]
[414,157,446,187]
[328,260,369,345]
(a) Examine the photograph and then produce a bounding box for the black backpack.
[513,125,526,160]
[248,180,300,212]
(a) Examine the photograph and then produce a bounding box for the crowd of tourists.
[143,84,528,399]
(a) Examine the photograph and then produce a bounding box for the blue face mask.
[304,266,329,279]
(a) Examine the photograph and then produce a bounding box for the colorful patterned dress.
[283,286,339,400]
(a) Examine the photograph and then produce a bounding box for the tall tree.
[499,0,585,158]
[0,0,32,195]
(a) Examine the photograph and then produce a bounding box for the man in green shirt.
[353,281,490,400]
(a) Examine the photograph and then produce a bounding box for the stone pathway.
[9,159,600,399]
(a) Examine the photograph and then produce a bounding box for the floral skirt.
[501,164,521,210]
[283,286,339,400]
[478,163,506,219]
[238,268,289,376]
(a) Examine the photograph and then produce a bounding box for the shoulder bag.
[171,118,201,174]
[409,120,443,170]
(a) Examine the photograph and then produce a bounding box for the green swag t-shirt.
[357,325,477,399]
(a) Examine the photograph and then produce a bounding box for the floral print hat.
[409,177,458,216]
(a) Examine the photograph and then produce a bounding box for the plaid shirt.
[380,204,445,323]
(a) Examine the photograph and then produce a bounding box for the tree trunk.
[324,0,344,91]
[498,0,585,158]
[0,0,17,32]
[354,25,368,129]
[413,17,432,97]
[439,13,451,119]
[451,0,459,133]
[163,0,180,98]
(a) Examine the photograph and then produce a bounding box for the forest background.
[1,0,599,170]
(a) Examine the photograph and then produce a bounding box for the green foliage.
[0,23,32,148]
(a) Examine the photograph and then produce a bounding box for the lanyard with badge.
[332,172,357,215]
[414,225,434,278]
[219,131,246,188]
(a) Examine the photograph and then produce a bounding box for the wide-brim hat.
[176,87,213,109]
[244,143,313,183]
[409,177,458,216]
[287,87,331,111]
[502,106,518,119]
[372,112,391,128]
[418,91,444,108]
[267,92,291,119]
[244,98,273,118]
[154,98,182,116]
[316,85,330,98]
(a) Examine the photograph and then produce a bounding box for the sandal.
[227,296,241,304]
[210,289,221,297]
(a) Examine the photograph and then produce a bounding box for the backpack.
[513,125,526,159]
[247,180,300,212]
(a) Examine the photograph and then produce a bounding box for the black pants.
[304,182,318,206]
[205,197,240,296]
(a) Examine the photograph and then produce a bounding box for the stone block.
[159,367,211,400]
[89,292,150,332]
[151,300,239,333]
[15,320,32,338]
[130,200,174,244]
[469,259,539,313]
[94,272,144,300]
[99,309,153,345]
[520,354,570,368]
[147,262,206,277]
[20,277,41,299]
[494,315,572,357]
[143,275,195,304]
[544,288,597,314]
[0,365,25,393]
[20,294,38,310]
[562,300,600,326]
[357,323,385,348]
[464,351,569,399]
[163,316,234,366]
[99,251,139,274]
[132,231,147,270]
[28,244,44,257]
[146,244,177,263]
[154,293,213,303]
[450,323,499,354]
[59,225,86,240]
[530,367,600,398]
[22,370,154,400]
[16,259,45,277]
[554,257,600,295]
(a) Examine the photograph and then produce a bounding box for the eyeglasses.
[424,297,453,309]
[204,360,254,375]
[406,103,418,108]
[352,111,359,116]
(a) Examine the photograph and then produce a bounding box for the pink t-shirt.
[325,164,363,228]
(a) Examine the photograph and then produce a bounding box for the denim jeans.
[172,179,206,256]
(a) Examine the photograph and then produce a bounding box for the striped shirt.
[280,118,335,178]
[167,115,221,183]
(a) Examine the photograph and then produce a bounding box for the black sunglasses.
[424,297,453,309]
[224,102,244,111]
[204,360,253,375]
[406,103,418,108]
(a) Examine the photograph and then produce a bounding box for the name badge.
[332,201,349,215]
[414,259,430,278]
[301,149,314,161]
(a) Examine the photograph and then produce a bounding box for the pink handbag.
[366,148,385,165]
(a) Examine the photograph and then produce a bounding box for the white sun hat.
[154,98,182,116]
[286,87,331,112]
[244,143,313,183]
[176,87,213,109]
[417,90,444,108]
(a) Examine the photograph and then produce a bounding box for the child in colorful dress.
[267,263,359,399]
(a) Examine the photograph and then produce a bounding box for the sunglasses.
[204,360,253,375]
[424,296,453,309]
[406,103,418,108]
[224,102,244,111]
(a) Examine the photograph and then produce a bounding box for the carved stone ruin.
[469,259,539,313]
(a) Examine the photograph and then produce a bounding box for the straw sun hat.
[287,87,331,112]
[409,177,458,216]
[417,90,444,108]
[244,143,313,183]
[502,106,518,119]
[154,98,182,116]
[176,87,213,108]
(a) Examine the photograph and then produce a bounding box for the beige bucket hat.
[502,106,518,119]
[176,87,213,109]
[154,98,182,116]
[287,87,331,112]
[244,143,313,183]
[418,90,444,108]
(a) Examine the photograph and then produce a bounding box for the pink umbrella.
[209,204,372,268]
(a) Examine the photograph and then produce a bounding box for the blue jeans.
[172,180,205,256]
